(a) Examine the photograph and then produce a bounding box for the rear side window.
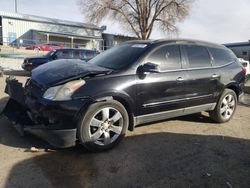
[80,51,96,60]
[184,45,211,68]
[56,50,72,59]
[146,45,182,71]
[208,47,236,66]
[85,51,95,59]
[73,51,81,59]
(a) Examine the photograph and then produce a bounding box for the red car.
[26,43,64,51]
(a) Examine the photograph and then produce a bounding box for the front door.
[136,44,189,116]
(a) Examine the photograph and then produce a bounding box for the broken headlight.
[43,80,85,101]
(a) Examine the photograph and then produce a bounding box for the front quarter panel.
[73,74,137,112]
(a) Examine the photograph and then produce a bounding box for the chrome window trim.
[143,61,234,74]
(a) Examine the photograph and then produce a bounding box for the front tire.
[209,89,237,123]
[77,100,129,152]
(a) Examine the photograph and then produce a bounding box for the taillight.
[242,67,247,75]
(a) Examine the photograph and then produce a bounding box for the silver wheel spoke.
[110,112,122,123]
[222,98,227,105]
[227,108,233,116]
[102,108,110,120]
[90,118,102,127]
[220,106,227,114]
[228,100,235,107]
[109,125,122,135]
[227,95,232,103]
[103,131,111,145]
[91,129,103,140]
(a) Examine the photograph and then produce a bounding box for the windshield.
[44,50,56,57]
[88,43,149,70]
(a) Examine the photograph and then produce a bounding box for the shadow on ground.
[1,86,250,187]
[2,132,250,188]
[1,96,250,187]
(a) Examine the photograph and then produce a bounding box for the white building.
[0,11,104,50]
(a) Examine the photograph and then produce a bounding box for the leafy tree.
[78,0,194,39]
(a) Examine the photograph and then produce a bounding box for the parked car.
[2,39,245,151]
[238,58,250,75]
[25,43,64,51]
[22,48,99,71]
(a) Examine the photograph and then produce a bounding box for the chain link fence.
[0,37,115,71]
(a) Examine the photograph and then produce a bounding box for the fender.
[92,90,136,131]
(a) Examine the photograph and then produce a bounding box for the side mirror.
[139,62,160,74]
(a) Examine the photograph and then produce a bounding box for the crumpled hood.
[31,59,111,87]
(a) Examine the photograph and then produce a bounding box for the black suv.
[3,39,245,151]
[22,48,98,71]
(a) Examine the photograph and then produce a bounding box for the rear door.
[182,44,220,106]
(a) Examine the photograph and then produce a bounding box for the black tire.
[77,100,129,152]
[209,89,237,123]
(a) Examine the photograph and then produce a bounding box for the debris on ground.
[26,147,55,153]
[206,172,211,177]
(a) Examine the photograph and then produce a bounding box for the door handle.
[176,77,184,81]
[211,74,220,78]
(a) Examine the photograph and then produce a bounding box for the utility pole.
[15,0,18,13]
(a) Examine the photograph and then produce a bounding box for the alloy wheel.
[220,94,236,120]
[88,107,123,146]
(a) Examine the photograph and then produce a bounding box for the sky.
[0,0,250,44]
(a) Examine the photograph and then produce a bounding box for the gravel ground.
[0,74,250,188]
[0,58,23,71]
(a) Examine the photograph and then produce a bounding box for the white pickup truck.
[238,58,250,75]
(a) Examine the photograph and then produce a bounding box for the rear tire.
[77,100,129,152]
[209,89,237,123]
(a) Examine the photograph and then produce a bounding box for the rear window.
[184,45,211,68]
[241,62,248,67]
[208,47,236,66]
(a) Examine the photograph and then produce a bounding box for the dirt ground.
[0,73,250,188]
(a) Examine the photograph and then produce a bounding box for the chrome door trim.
[142,94,213,108]
[135,103,216,126]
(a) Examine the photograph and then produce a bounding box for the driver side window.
[146,45,182,71]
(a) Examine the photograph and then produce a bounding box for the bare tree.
[78,0,194,39]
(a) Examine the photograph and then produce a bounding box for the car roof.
[124,39,226,49]
[55,48,97,52]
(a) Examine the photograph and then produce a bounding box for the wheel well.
[226,85,239,98]
[112,96,135,132]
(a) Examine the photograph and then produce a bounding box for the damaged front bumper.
[1,77,92,148]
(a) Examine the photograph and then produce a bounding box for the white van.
[238,58,250,75]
